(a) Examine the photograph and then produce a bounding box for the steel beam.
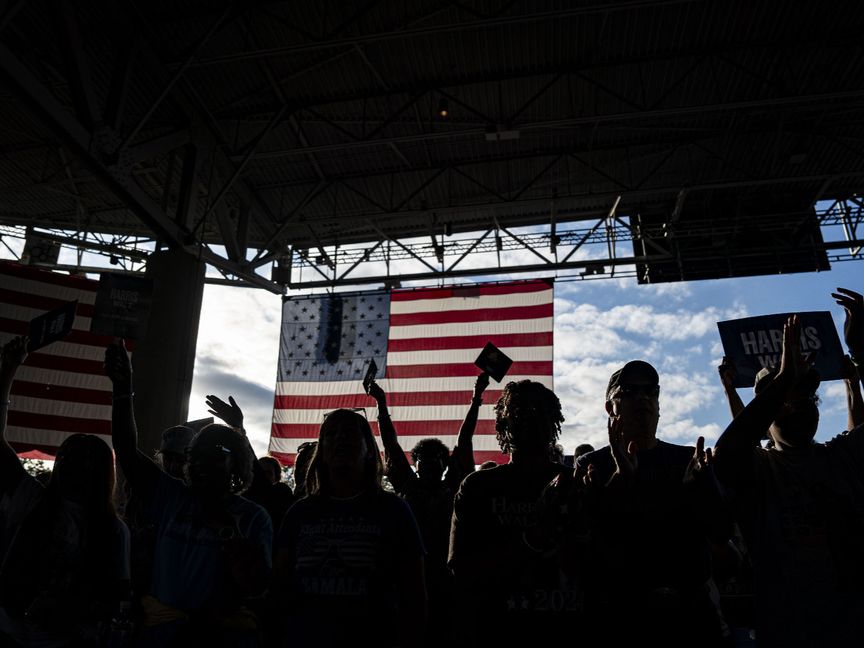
[235,90,864,162]
[0,41,283,294]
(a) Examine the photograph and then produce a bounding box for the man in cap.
[575,359,731,647]
[156,425,194,480]
[713,288,864,646]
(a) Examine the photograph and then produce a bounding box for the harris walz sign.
[717,311,845,388]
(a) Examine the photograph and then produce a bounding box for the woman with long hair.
[272,408,426,647]
[0,335,130,646]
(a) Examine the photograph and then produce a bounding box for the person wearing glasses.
[713,288,864,647]
[574,360,732,647]
[104,341,272,647]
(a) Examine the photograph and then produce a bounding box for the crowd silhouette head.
[494,379,563,454]
[307,408,383,496]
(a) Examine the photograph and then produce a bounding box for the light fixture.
[437,98,449,119]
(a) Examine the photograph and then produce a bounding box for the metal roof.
[0,0,862,290]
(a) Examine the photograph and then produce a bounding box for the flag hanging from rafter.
[269,279,554,465]
[0,261,115,458]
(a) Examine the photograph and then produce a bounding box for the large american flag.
[268,279,554,465]
[0,261,114,458]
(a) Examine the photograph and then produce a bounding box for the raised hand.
[778,315,808,382]
[718,356,737,389]
[206,395,244,430]
[104,340,132,391]
[367,380,386,405]
[831,287,864,358]
[473,372,490,399]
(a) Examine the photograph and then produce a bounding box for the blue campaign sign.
[717,311,845,388]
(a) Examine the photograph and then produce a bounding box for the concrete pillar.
[131,249,205,456]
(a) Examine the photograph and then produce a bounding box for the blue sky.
[2,225,861,458]
[185,253,862,457]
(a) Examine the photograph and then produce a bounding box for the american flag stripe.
[11,380,112,404]
[275,375,551,394]
[12,365,109,390]
[3,426,112,451]
[390,303,552,326]
[274,404,498,425]
[389,281,551,301]
[269,279,554,465]
[271,430,504,451]
[0,318,113,347]
[0,289,96,317]
[275,390,508,408]
[8,411,112,435]
[387,345,552,365]
[387,318,553,339]
[0,262,116,457]
[385,361,551,379]
[388,331,552,352]
[389,289,551,314]
[272,420,500,440]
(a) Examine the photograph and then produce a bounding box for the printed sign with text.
[717,311,845,388]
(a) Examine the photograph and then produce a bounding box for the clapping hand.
[832,288,864,358]
[684,436,712,484]
[607,415,637,487]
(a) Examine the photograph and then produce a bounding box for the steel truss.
[5,199,861,290]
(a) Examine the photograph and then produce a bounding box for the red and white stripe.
[0,262,116,457]
[269,279,554,466]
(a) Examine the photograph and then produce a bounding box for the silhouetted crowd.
[1,287,863,648]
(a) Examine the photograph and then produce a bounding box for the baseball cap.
[754,364,820,396]
[159,425,195,454]
[606,360,660,400]
[753,366,779,395]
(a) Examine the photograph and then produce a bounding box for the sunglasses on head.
[613,384,661,399]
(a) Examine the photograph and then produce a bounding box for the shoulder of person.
[656,439,697,460]
[575,446,612,470]
[376,489,415,511]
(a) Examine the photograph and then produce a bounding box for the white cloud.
[631,282,693,301]
[188,284,282,457]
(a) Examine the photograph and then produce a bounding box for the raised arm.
[206,394,244,433]
[104,341,161,490]
[718,356,745,419]
[450,372,489,477]
[715,316,803,462]
[0,336,28,486]
[367,380,413,487]
[841,355,864,431]
[833,287,864,384]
